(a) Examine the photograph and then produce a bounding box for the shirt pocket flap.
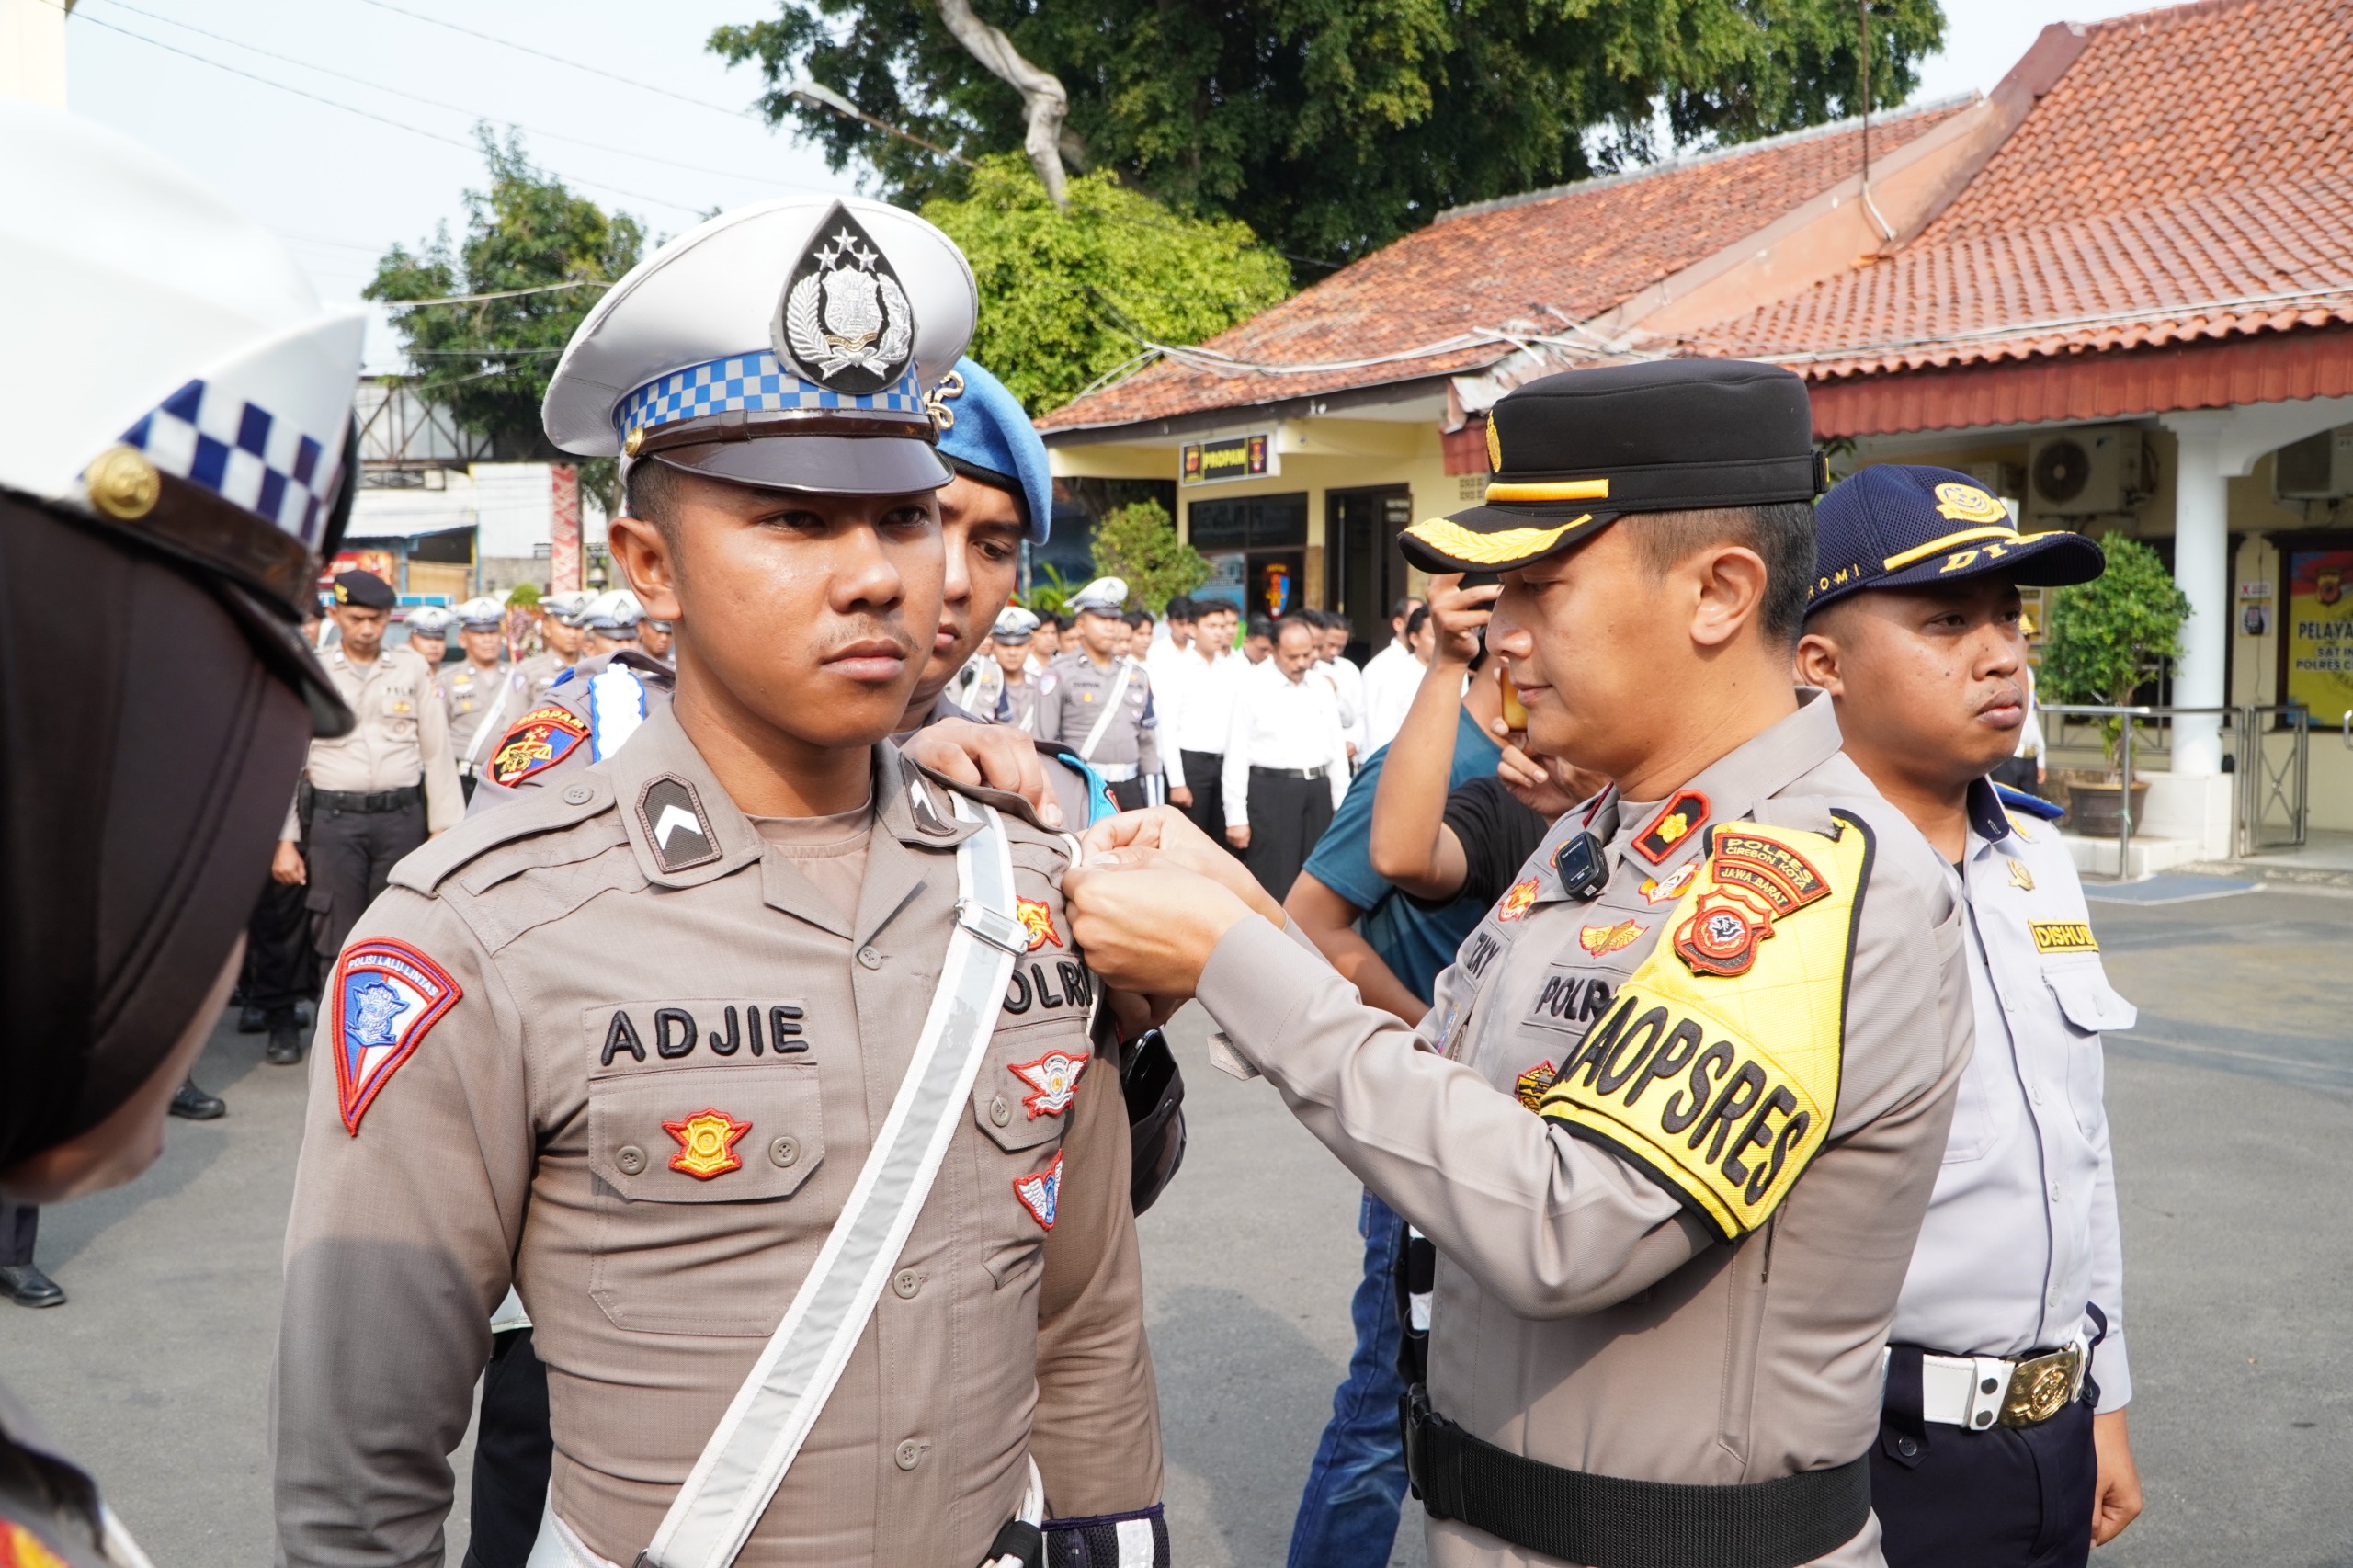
[589,1062,824,1200]
[2044,965,2137,1036]
[973,1023,1093,1153]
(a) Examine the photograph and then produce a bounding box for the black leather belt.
[1403,1387,1871,1568]
[311,783,424,814]
[1249,764,1326,780]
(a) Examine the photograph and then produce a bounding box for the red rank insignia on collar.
[1633,790,1710,864]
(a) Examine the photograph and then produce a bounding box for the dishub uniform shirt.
[273,708,1160,1568]
[1893,779,2134,1404]
[1197,694,1972,1567]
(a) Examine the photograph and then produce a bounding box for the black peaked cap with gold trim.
[1402,358,1824,574]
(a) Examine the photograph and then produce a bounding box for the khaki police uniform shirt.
[282,645,464,838]
[273,707,1161,1568]
[1195,694,1971,1567]
[440,658,510,768]
[1035,653,1158,777]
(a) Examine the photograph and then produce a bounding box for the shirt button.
[858,946,884,970]
[616,1145,647,1176]
[893,1438,923,1471]
[1894,1437,1918,1459]
[563,783,593,805]
[989,1095,1013,1127]
[2050,1184,2063,1203]
[768,1136,800,1168]
[893,1269,922,1300]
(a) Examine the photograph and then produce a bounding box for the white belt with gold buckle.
[1881,1331,2090,1430]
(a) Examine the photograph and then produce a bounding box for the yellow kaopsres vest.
[1538,812,1873,1243]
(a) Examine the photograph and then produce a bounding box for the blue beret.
[933,358,1053,544]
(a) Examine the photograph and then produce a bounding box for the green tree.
[368,130,644,482]
[924,154,1292,414]
[710,0,1944,274]
[2038,534,2190,763]
[1086,498,1210,613]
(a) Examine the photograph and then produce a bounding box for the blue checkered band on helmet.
[120,379,342,545]
[615,350,926,442]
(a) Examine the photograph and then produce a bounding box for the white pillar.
[1,0,71,108]
[2161,412,2231,776]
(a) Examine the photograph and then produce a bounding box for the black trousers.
[1243,770,1335,902]
[1874,1346,2097,1568]
[464,1327,553,1568]
[1178,751,1238,854]
[307,800,426,965]
[0,1201,35,1267]
[242,874,316,1025]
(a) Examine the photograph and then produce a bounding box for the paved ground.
[4,880,2348,1567]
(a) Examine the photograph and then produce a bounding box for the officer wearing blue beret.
[1793,464,2143,1567]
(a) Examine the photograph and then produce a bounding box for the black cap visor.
[650,433,951,497]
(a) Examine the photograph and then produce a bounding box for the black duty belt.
[311,783,424,814]
[1402,1387,1871,1568]
[1249,764,1326,781]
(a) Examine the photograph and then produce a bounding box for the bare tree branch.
[931,0,1071,205]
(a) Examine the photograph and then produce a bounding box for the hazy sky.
[61,0,2180,368]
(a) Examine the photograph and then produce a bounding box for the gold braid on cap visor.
[1404,513,1592,566]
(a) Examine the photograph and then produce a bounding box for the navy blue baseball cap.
[1807,463,2105,615]
[932,358,1053,543]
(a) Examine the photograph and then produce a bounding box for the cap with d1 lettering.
[1400,358,1822,574]
[1807,464,2105,615]
[543,196,975,501]
[930,358,1053,543]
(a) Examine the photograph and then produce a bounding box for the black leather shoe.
[238,1004,267,1033]
[0,1266,64,1309]
[170,1079,226,1119]
[267,1023,306,1064]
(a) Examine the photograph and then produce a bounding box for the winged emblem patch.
[773,202,916,396]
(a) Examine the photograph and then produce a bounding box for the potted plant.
[2037,533,2191,836]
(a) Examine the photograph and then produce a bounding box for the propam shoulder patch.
[333,938,461,1134]
[1536,812,1874,1243]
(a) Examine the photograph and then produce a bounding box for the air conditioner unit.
[2275,426,2353,501]
[2027,427,2149,517]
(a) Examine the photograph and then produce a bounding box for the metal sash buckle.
[957,897,1032,956]
[2000,1343,2084,1427]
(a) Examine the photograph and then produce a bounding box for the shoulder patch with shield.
[332,939,461,1134]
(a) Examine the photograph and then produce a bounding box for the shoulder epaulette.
[1993,781,2066,821]
[390,774,623,895]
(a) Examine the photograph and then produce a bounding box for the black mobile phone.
[1458,571,1501,589]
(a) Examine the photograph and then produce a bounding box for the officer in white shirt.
[1308,609,1366,761]
[1794,464,2143,1568]
[1222,616,1351,897]
[1359,595,1427,753]
[1164,601,1240,843]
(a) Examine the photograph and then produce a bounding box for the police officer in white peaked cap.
[1037,577,1164,810]
[274,195,1170,1568]
[0,97,362,1560]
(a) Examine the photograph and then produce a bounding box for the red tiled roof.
[1688,0,2353,379]
[1039,101,1968,432]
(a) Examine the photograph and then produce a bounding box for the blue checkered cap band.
[615,350,926,443]
[120,378,342,545]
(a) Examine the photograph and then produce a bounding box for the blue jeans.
[1287,1188,1411,1568]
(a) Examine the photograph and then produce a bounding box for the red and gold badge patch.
[1637,863,1698,905]
[1578,919,1644,957]
[1514,1059,1558,1111]
[1671,828,1833,978]
[1017,896,1062,951]
[486,705,587,788]
[1633,790,1710,864]
[1496,877,1540,922]
[664,1108,752,1179]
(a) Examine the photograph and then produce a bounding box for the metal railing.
[2036,702,2315,866]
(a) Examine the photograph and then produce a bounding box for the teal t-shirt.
[1300,706,1504,1005]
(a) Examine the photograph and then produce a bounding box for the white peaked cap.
[0,99,364,541]
[542,195,977,459]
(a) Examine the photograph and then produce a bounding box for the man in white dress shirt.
[1222,616,1351,898]
[1358,596,1427,753]
[1164,602,1239,843]
[1309,609,1366,763]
